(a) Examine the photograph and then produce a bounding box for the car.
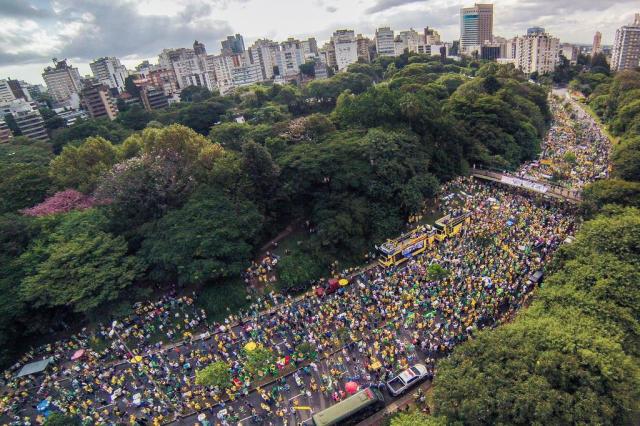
[385,364,428,396]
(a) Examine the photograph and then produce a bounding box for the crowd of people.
[518,95,610,189]
[0,96,611,426]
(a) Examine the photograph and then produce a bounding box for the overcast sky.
[0,0,638,84]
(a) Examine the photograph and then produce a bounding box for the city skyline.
[0,0,637,84]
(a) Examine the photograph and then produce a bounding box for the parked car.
[385,364,428,396]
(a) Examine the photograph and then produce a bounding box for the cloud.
[0,0,234,66]
[0,0,53,18]
[365,0,423,14]
[326,6,337,13]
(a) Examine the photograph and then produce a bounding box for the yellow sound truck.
[378,211,472,267]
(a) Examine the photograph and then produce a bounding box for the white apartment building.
[460,3,494,53]
[278,38,306,77]
[611,13,640,72]
[207,53,263,94]
[515,31,559,74]
[1,99,48,141]
[0,80,16,104]
[90,57,128,93]
[560,43,579,65]
[332,29,358,71]
[395,29,422,55]
[159,48,214,92]
[375,27,396,57]
[248,39,281,80]
[42,59,82,108]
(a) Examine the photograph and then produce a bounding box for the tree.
[19,211,143,314]
[124,75,140,98]
[391,412,445,426]
[0,163,51,214]
[611,136,640,181]
[177,101,229,134]
[116,104,155,130]
[140,190,263,286]
[50,118,131,153]
[209,122,252,151]
[39,107,65,133]
[243,346,275,377]
[426,263,449,281]
[299,61,316,78]
[49,136,119,193]
[21,189,100,217]
[241,141,280,208]
[0,137,53,166]
[43,413,81,426]
[195,361,232,389]
[277,250,324,292]
[3,114,20,136]
[582,179,640,213]
[180,85,213,102]
[432,313,640,425]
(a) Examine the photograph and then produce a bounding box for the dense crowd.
[0,97,609,426]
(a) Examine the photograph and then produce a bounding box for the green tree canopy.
[195,361,232,389]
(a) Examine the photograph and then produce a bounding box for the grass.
[196,278,251,322]
[579,100,620,146]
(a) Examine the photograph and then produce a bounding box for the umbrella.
[71,349,85,361]
[37,400,50,412]
[345,381,359,394]
[198,414,206,422]
[245,341,257,351]
[339,278,349,286]
[131,355,143,363]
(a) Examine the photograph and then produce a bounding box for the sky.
[0,0,638,84]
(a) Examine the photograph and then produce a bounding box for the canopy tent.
[71,349,85,361]
[16,357,54,378]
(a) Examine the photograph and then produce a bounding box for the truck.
[385,364,428,396]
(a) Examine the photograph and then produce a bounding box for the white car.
[386,364,428,396]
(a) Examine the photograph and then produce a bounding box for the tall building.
[0,80,16,104]
[140,87,169,111]
[424,27,441,45]
[80,81,118,120]
[460,3,494,53]
[0,119,13,143]
[527,26,545,35]
[515,31,559,74]
[278,38,306,77]
[375,27,396,57]
[611,13,640,72]
[592,31,603,55]
[356,34,371,62]
[89,57,128,93]
[193,40,207,56]
[301,38,319,58]
[221,34,245,55]
[560,43,579,65]
[158,48,213,91]
[396,29,422,55]
[207,53,263,94]
[42,59,82,107]
[332,29,358,71]
[1,99,48,141]
[319,42,337,69]
[248,39,281,80]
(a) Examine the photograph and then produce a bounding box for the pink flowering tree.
[21,189,103,217]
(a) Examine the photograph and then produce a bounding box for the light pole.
[109,321,182,420]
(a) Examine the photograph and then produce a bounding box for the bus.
[377,226,435,267]
[433,212,472,241]
[311,387,386,426]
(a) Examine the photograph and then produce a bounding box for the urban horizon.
[1,0,637,85]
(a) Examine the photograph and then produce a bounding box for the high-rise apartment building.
[301,38,319,58]
[332,29,358,71]
[356,34,371,62]
[592,31,603,55]
[1,99,48,141]
[611,13,640,71]
[319,42,337,69]
[460,3,494,53]
[159,48,214,91]
[80,81,118,120]
[424,27,441,45]
[193,40,207,56]
[221,34,245,55]
[527,26,545,36]
[248,39,281,80]
[375,27,396,57]
[515,31,559,74]
[279,38,306,77]
[42,59,82,107]
[0,80,16,104]
[90,57,128,93]
[140,87,169,111]
[0,119,12,143]
[560,43,579,65]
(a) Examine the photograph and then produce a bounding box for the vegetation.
[427,67,640,426]
[0,55,552,368]
[195,361,232,389]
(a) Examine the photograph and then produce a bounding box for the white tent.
[16,357,54,378]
